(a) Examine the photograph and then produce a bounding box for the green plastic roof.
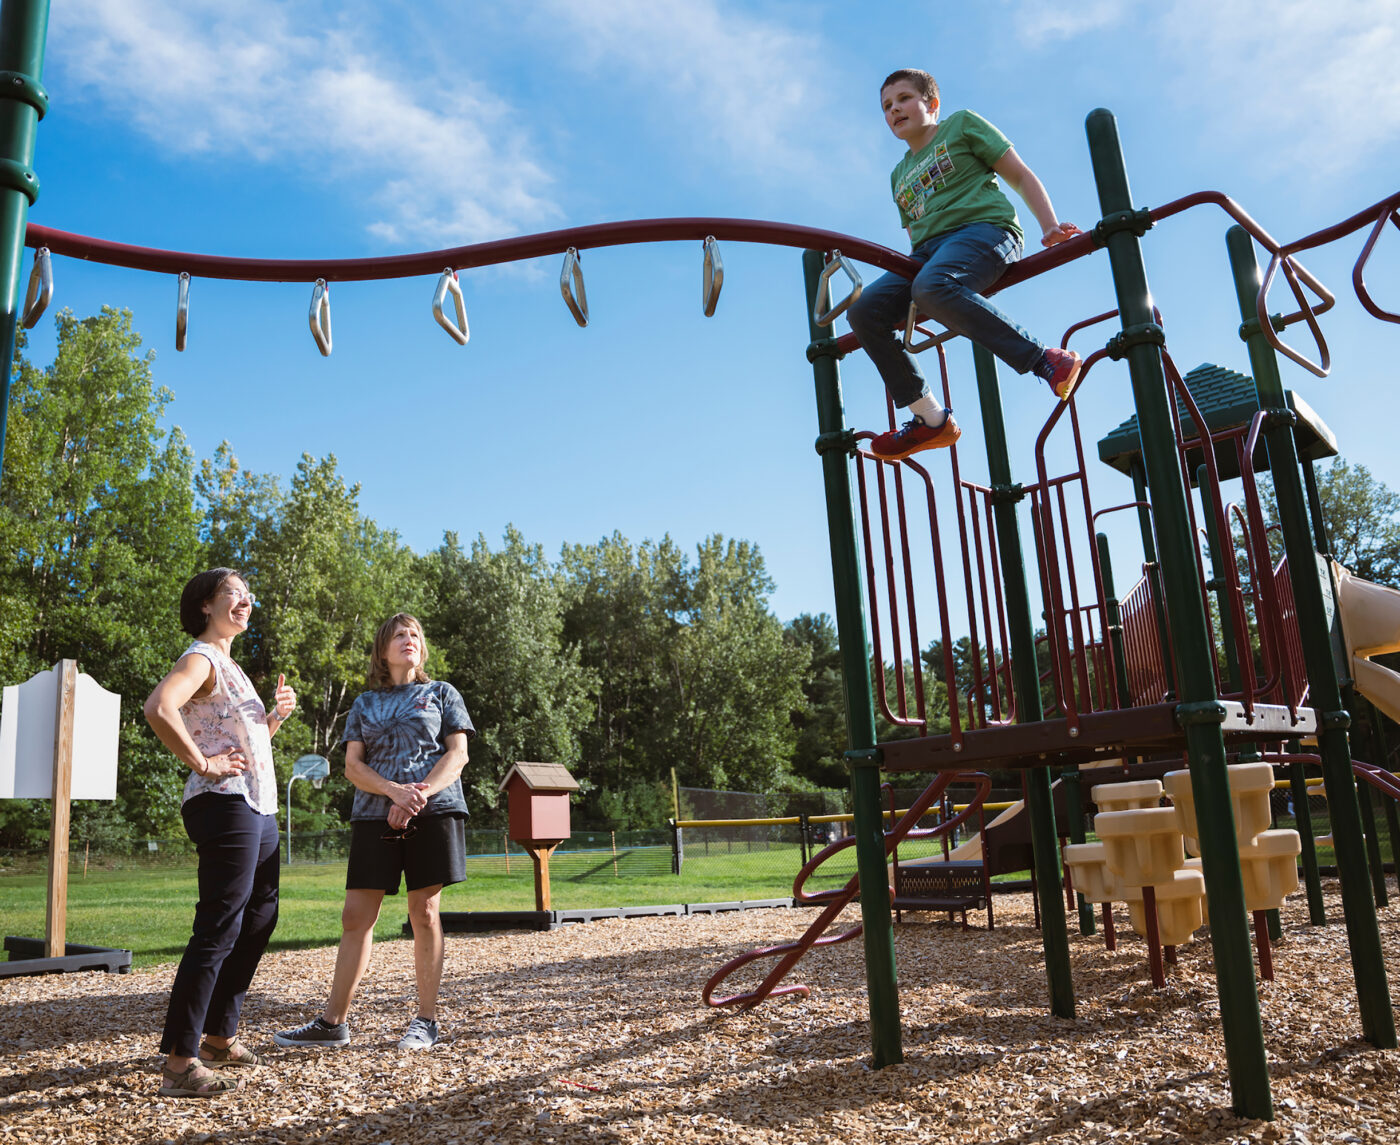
[1096,362,1338,484]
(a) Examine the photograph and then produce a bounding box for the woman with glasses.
[144,568,297,1096]
[275,612,473,1053]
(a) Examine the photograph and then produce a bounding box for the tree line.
[0,309,851,849]
[5,311,1398,852]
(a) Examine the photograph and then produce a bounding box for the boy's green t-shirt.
[891,109,1020,247]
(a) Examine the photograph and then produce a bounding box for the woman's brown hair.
[366,613,433,688]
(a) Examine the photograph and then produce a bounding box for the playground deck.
[2,883,1396,1144]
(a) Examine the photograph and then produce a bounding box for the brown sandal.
[200,1039,265,1069]
[158,1060,243,1098]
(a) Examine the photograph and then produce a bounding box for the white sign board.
[0,663,120,800]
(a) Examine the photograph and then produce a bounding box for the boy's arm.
[992,147,1081,247]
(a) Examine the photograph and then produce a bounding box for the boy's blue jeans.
[846,222,1044,409]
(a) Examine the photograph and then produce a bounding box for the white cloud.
[48,0,559,245]
[1014,1,1123,41]
[528,0,870,185]
[1006,0,1400,181]
[1156,0,1400,177]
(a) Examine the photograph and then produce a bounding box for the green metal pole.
[802,249,902,1068]
[1226,223,1395,1049]
[1288,749,1327,925]
[1062,769,1095,935]
[972,342,1075,1017]
[1198,465,1242,693]
[1087,109,1272,1119]
[1096,532,1134,709]
[0,0,50,482]
[1354,734,1387,906]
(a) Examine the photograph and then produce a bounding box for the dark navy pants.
[160,794,280,1056]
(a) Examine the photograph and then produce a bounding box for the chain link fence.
[0,827,673,882]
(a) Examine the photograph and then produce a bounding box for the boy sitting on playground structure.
[848,69,1083,461]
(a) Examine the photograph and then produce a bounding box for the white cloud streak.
[1009,0,1400,181]
[528,0,869,185]
[48,0,559,245]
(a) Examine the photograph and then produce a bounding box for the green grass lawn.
[0,843,863,969]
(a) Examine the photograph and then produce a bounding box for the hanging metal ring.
[432,268,469,345]
[813,250,862,327]
[175,272,190,352]
[560,247,589,327]
[309,279,332,357]
[702,235,723,317]
[21,246,52,329]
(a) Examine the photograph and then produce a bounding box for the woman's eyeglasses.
[218,588,258,606]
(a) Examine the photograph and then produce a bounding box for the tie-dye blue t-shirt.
[341,680,475,821]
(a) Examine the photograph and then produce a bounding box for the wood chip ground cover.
[2,879,1398,1143]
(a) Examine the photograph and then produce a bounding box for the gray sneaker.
[273,1016,350,1048]
[398,1016,438,1051]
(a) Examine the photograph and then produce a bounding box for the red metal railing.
[702,772,990,1009]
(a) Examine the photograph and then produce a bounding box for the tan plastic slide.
[1332,560,1400,725]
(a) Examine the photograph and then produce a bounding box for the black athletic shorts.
[346,814,467,895]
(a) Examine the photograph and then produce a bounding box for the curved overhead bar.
[24,217,941,284]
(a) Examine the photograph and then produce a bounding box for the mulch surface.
[2,879,1399,1143]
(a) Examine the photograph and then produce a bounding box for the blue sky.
[21,0,1400,627]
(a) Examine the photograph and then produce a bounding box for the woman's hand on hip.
[201,748,247,779]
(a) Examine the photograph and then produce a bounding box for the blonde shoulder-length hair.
[366,612,433,689]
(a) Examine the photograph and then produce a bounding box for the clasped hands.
[387,781,431,830]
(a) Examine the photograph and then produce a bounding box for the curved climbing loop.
[702,770,991,1011]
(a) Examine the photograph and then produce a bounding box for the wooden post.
[45,659,78,959]
[527,843,559,910]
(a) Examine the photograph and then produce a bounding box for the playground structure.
[1,0,1399,1123]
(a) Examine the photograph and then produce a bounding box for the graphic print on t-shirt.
[896,143,956,222]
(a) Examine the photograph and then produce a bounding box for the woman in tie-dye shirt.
[143,568,297,1098]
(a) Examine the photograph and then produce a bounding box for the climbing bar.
[1255,252,1331,376]
[432,268,469,345]
[560,247,588,327]
[702,235,722,317]
[1353,203,1400,324]
[21,245,50,329]
[309,279,331,356]
[175,272,190,351]
[813,250,862,327]
[24,217,923,284]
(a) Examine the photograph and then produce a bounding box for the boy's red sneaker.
[1043,348,1083,401]
[868,413,961,461]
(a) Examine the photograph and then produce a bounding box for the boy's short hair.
[881,69,939,105]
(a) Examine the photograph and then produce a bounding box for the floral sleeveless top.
[177,640,277,815]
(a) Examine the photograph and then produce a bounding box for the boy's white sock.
[908,394,948,427]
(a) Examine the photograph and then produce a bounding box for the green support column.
[1087,109,1272,1119]
[0,0,51,480]
[1096,533,1133,709]
[1287,749,1326,924]
[802,249,902,1068]
[1226,224,1396,1049]
[972,343,1074,1017]
[1062,769,1096,935]
[1197,465,1242,693]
